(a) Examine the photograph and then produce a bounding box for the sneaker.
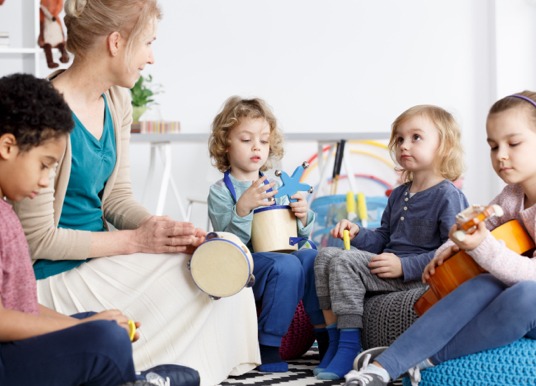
[353,347,388,371]
[407,366,421,386]
[352,346,421,386]
[344,370,388,386]
[137,364,200,386]
[144,371,170,386]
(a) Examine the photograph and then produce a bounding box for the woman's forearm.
[89,217,201,257]
[89,229,137,257]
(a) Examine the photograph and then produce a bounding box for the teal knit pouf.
[402,338,536,386]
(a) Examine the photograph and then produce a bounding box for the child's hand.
[289,192,308,226]
[422,243,460,283]
[368,253,403,278]
[236,176,276,217]
[130,321,141,342]
[330,219,359,239]
[449,220,489,251]
[83,310,141,342]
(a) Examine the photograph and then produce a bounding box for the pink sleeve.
[466,184,536,285]
[468,234,536,285]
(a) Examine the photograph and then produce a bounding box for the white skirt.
[36,253,260,386]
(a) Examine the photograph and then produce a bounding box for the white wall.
[491,0,536,193]
[140,0,497,226]
[1,0,536,228]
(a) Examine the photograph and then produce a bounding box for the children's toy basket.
[300,139,395,247]
[310,194,388,248]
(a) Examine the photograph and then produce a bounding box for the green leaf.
[130,74,162,108]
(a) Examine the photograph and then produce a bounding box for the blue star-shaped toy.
[274,162,314,202]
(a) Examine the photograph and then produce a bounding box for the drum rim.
[190,237,254,298]
[193,238,253,268]
[253,204,291,214]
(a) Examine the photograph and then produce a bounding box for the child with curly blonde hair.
[208,96,325,372]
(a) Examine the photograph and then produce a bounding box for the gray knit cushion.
[362,287,427,349]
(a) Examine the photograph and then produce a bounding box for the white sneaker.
[407,366,421,386]
[344,370,388,386]
[353,346,388,370]
[135,364,199,386]
[351,346,421,386]
[143,371,170,386]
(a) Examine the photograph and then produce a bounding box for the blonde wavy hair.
[209,96,285,173]
[64,0,162,63]
[488,90,536,129]
[388,105,464,183]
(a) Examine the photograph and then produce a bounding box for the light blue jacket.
[208,173,315,250]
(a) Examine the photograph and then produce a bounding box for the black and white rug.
[218,346,402,386]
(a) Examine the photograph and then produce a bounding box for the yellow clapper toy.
[343,229,351,250]
[128,320,136,341]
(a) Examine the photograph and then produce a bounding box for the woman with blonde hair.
[13,1,260,384]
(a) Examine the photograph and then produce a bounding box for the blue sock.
[257,344,288,373]
[257,362,288,372]
[314,324,339,375]
[317,328,361,380]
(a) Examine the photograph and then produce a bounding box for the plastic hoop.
[300,140,394,185]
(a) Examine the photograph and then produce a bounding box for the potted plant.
[130,74,160,123]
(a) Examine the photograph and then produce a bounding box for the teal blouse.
[34,95,117,280]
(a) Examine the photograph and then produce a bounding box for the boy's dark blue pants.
[253,248,324,347]
[0,312,136,386]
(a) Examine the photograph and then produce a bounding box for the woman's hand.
[235,176,277,217]
[132,216,206,254]
[369,252,403,278]
[289,192,308,226]
[182,227,207,255]
[330,219,360,239]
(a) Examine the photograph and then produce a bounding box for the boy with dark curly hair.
[0,73,199,386]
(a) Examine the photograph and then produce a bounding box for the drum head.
[190,239,252,298]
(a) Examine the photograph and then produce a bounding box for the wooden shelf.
[0,0,47,77]
[0,47,40,54]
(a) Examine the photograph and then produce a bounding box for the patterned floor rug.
[218,347,402,386]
